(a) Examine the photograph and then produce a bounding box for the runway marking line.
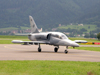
[4,46,27,50]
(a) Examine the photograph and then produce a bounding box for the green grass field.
[0,35,29,44]
[0,27,30,31]
[0,60,100,75]
[58,24,97,32]
[69,37,99,42]
[0,35,28,39]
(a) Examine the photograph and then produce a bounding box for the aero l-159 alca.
[12,16,87,54]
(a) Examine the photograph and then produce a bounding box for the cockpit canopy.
[61,34,68,39]
[50,33,68,39]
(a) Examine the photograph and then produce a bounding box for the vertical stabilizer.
[29,16,39,33]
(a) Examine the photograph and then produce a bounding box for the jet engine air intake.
[47,34,51,40]
[47,34,61,40]
[28,34,32,40]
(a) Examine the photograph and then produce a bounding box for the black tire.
[38,48,41,52]
[54,48,58,52]
[64,50,68,54]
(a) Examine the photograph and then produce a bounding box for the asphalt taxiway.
[0,44,100,62]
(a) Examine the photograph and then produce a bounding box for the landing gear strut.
[54,46,59,52]
[64,46,68,54]
[38,44,41,52]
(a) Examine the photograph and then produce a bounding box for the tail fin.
[29,16,39,33]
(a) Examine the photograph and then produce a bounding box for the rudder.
[29,16,39,33]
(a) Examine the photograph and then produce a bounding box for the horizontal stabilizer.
[74,40,87,43]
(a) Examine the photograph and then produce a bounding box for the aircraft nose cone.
[62,39,79,47]
[72,42,79,47]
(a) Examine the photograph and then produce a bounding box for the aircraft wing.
[12,40,50,45]
[74,40,87,43]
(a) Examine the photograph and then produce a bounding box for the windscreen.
[61,34,68,39]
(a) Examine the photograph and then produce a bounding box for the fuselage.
[28,32,68,40]
[28,32,79,47]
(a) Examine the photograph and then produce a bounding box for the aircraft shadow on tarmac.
[16,50,66,54]
[15,49,84,54]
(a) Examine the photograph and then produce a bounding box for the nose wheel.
[64,46,68,54]
[64,50,68,53]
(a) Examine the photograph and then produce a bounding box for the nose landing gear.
[64,46,68,54]
[64,50,68,54]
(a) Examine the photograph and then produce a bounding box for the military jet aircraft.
[12,16,87,54]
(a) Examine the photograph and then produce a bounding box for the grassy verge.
[0,35,28,39]
[58,24,97,32]
[69,37,99,42]
[0,60,100,75]
[0,27,30,31]
[0,40,13,44]
[0,35,29,44]
[69,47,100,52]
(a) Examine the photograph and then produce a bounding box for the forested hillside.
[0,0,100,29]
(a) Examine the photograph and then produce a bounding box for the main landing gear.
[38,44,41,52]
[54,46,59,52]
[64,46,68,54]
[54,46,68,54]
[37,44,68,54]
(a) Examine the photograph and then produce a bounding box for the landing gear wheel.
[38,48,41,52]
[38,44,41,52]
[64,50,68,54]
[54,48,58,52]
